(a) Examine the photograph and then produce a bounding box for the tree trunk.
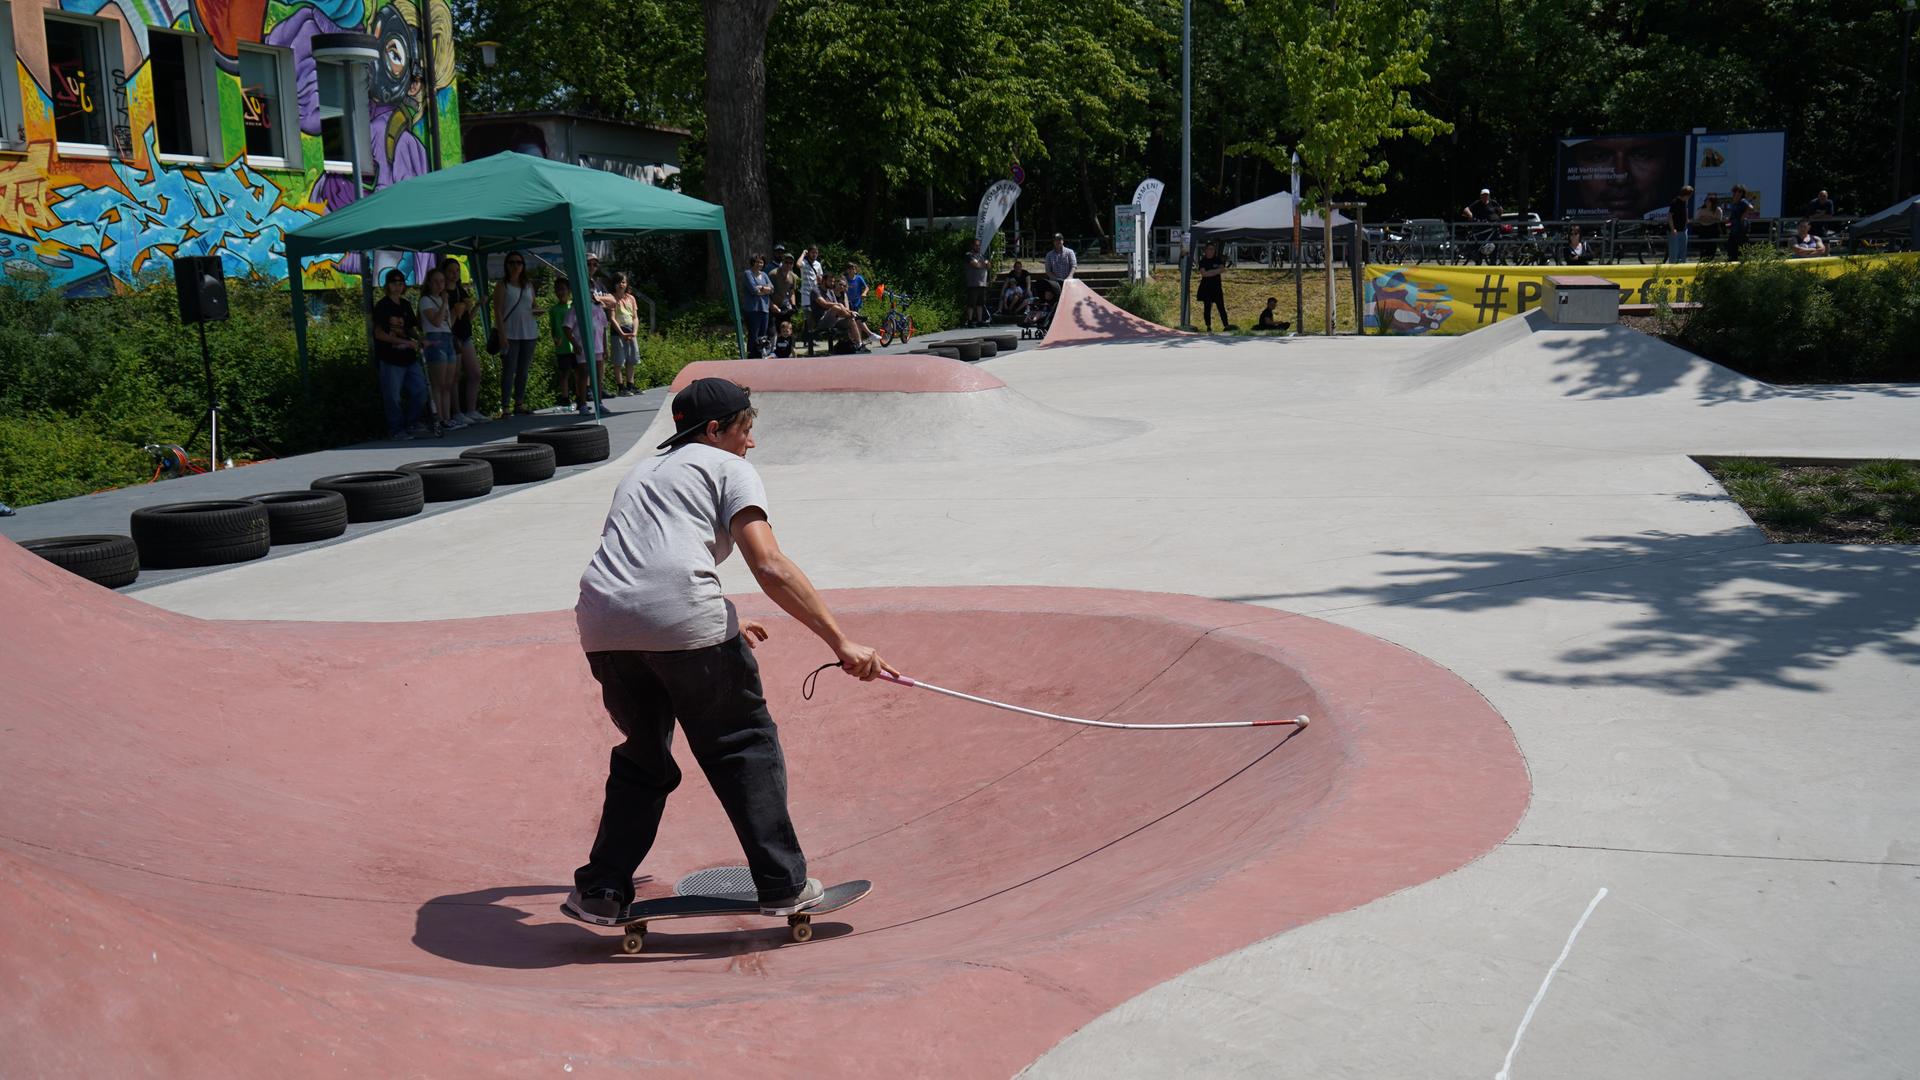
[703,0,779,295]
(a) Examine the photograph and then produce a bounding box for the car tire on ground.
[915,347,964,360]
[943,341,985,362]
[517,424,610,466]
[21,534,140,588]
[397,459,495,502]
[462,442,558,484]
[129,501,272,569]
[310,471,426,522]
[244,490,349,544]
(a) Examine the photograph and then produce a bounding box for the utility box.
[1543,275,1619,324]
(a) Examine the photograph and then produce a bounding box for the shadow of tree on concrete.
[1231,529,1920,696]
[1532,328,1920,406]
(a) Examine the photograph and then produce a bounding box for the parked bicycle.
[876,286,916,346]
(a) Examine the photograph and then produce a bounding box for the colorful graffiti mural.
[0,0,461,294]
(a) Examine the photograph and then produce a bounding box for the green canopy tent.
[282,151,747,413]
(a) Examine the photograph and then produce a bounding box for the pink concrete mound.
[0,538,1526,1077]
[672,353,1004,393]
[1041,277,1189,347]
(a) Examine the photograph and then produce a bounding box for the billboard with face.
[1556,133,1688,220]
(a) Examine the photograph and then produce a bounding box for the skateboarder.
[569,377,896,923]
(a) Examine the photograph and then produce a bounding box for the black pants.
[574,635,807,903]
[1199,294,1228,328]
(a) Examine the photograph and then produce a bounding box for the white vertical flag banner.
[1131,178,1165,275]
[976,181,1023,253]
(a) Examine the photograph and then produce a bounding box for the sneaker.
[577,402,593,415]
[758,877,824,916]
[565,886,629,926]
[462,410,488,425]
[389,430,414,441]
[432,421,445,438]
[444,416,468,431]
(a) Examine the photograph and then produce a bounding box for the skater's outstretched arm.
[732,508,897,680]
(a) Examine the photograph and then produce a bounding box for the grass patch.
[1702,457,1920,544]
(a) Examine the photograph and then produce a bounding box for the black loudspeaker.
[173,255,229,324]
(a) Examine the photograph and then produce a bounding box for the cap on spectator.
[1479,187,1491,195]
[659,378,753,448]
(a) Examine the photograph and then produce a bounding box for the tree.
[1234,0,1450,330]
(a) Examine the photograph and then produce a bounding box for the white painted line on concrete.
[1495,886,1608,1080]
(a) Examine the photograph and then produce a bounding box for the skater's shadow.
[411,880,851,969]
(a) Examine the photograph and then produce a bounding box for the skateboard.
[561,879,873,953]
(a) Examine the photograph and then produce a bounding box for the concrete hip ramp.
[0,537,1525,1075]
[653,354,1143,462]
[1040,278,1188,347]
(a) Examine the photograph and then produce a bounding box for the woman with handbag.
[445,260,488,424]
[491,251,539,417]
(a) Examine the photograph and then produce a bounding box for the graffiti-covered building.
[0,0,459,295]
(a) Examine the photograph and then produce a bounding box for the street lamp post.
[1178,0,1193,330]
[1899,0,1917,203]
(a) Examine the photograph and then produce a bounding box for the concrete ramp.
[1391,308,1778,400]
[1041,278,1187,346]
[0,536,1524,1075]
[650,354,1144,462]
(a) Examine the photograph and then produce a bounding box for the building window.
[44,15,110,148]
[315,59,354,168]
[149,30,217,160]
[238,45,292,161]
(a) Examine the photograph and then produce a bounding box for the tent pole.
[716,219,747,358]
[288,249,311,400]
[565,214,604,425]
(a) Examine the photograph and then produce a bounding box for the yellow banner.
[1362,256,1902,335]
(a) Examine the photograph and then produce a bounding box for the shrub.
[1106,280,1169,325]
[1680,253,1920,381]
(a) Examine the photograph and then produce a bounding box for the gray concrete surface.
[77,313,1920,1077]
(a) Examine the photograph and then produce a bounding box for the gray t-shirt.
[964,252,990,287]
[575,443,768,652]
[1044,246,1077,282]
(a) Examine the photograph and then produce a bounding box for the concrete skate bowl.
[1040,277,1189,347]
[0,538,1526,1077]
[656,355,1143,463]
[1389,307,1781,402]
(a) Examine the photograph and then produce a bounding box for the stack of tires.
[19,429,609,591]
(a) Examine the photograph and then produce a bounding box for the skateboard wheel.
[622,931,645,954]
[790,921,814,943]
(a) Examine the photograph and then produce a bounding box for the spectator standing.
[1668,185,1693,264]
[772,320,795,358]
[607,273,641,397]
[549,277,588,414]
[586,253,616,396]
[743,256,774,357]
[964,239,991,326]
[1042,234,1077,306]
[372,268,428,440]
[1692,194,1725,260]
[445,260,487,425]
[492,252,539,416]
[418,267,465,431]
[798,245,823,356]
[769,254,798,332]
[1805,190,1836,219]
[1791,220,1828,258]
[1726,185,1755,260]
[1194,240,1229,332]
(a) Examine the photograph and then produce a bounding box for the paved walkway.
[7,313,1919,1076]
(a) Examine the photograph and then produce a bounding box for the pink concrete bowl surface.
[0,538,1527,1076]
